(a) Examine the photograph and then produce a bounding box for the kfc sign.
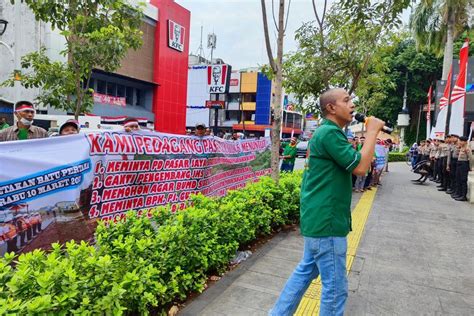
[207,64,231,93]
[168,20,185,52]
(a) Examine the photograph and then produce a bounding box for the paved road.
[346,163,474,315]
[180,162,474,315]
[294,157,305,171]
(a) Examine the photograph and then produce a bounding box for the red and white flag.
[430,67,452,139]
[449,39,469,136]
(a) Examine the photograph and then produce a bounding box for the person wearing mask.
[123,117,140,133]
[232,132,240,141]
[59,119,80,136]
[0,101,47,142]
[270,88,385,316]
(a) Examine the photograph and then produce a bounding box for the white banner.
[430,106,448,139]
[449,96,465,136]
[0,131,271,256]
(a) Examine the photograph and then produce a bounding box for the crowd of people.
[0,101,246,142]
[349,136,392,192]
[410,135,472,201]
[0,213,42,253]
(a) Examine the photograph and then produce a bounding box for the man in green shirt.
[0,117,9,130]
[280,137,298,172]
[0,101,47,142]
[270,88,384,316]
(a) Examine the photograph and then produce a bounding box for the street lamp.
[397,72,410,152]
[0,19,8,36]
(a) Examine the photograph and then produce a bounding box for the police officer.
[437,138,449,191]
[429,139,437,180]
[453,136,472,201]
[447,135,459,195]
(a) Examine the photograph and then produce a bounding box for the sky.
[175,0,412,70]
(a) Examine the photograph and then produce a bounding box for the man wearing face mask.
[0,101,47,142]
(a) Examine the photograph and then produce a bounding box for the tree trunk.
[270,0,286,183]
[442,7,455,80]
[261,0,286,183]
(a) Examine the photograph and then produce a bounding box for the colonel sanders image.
[174,24,181,43]
[212,66,221,85]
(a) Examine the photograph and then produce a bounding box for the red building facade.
[151,0,190,134]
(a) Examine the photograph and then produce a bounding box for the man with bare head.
[270,88,385,316]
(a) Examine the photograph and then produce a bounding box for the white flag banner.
[430,106,448,139]
[449,96,465,136]
[449,40,469,136]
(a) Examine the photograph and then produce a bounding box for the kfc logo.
[207,64,230,93]
[168,20,185,52]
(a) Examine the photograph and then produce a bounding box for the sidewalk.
[180,162,474,315]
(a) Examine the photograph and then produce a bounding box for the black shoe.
[436,185,444,188]
[446,190,453,194]
[455,197,468,201]
[435,180,441,183]
[451,195,461,199]
[438,188,447,191]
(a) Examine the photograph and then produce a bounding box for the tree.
[410,0,472,80]
[283,0,410,114]
[3,0,143,119]
[356,35,443,144]
[261,0,291,182]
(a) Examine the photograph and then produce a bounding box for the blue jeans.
[281,162,295,172]
[269,237,348,316]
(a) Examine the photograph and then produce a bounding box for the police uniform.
[438,142,449,190]
[429,143,437,179]
[447,142,458,194]
[434,143,441,181]
[454,142,472,200]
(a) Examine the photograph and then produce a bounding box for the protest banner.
[0,131,271,256]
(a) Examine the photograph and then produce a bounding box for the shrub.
[0,173,302,314]
[388,152,407,162]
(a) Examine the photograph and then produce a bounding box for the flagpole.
[462,46,469,137]
[426,85,432,139]
[416,103,422,142]
[444,65,455,137]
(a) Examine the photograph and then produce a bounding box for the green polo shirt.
[300,119,361,237]
[282,144,297,165]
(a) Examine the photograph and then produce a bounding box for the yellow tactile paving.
[294,188,378,316]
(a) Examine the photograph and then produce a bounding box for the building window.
[97,80,106,94]
[228,94,240,103]
[88,78,95,90]
[126,87,134,105]
[242,94,256,102]
[106,82,116,96]
[117,84,125,98]
[136,89,142,106]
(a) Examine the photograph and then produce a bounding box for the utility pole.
[415,103,422,143]
[196,25,204,63]
[207,32,216,64]
[397,72,410,152]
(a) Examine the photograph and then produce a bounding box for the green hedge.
[388,152,407,162]
[0,173,302,315]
